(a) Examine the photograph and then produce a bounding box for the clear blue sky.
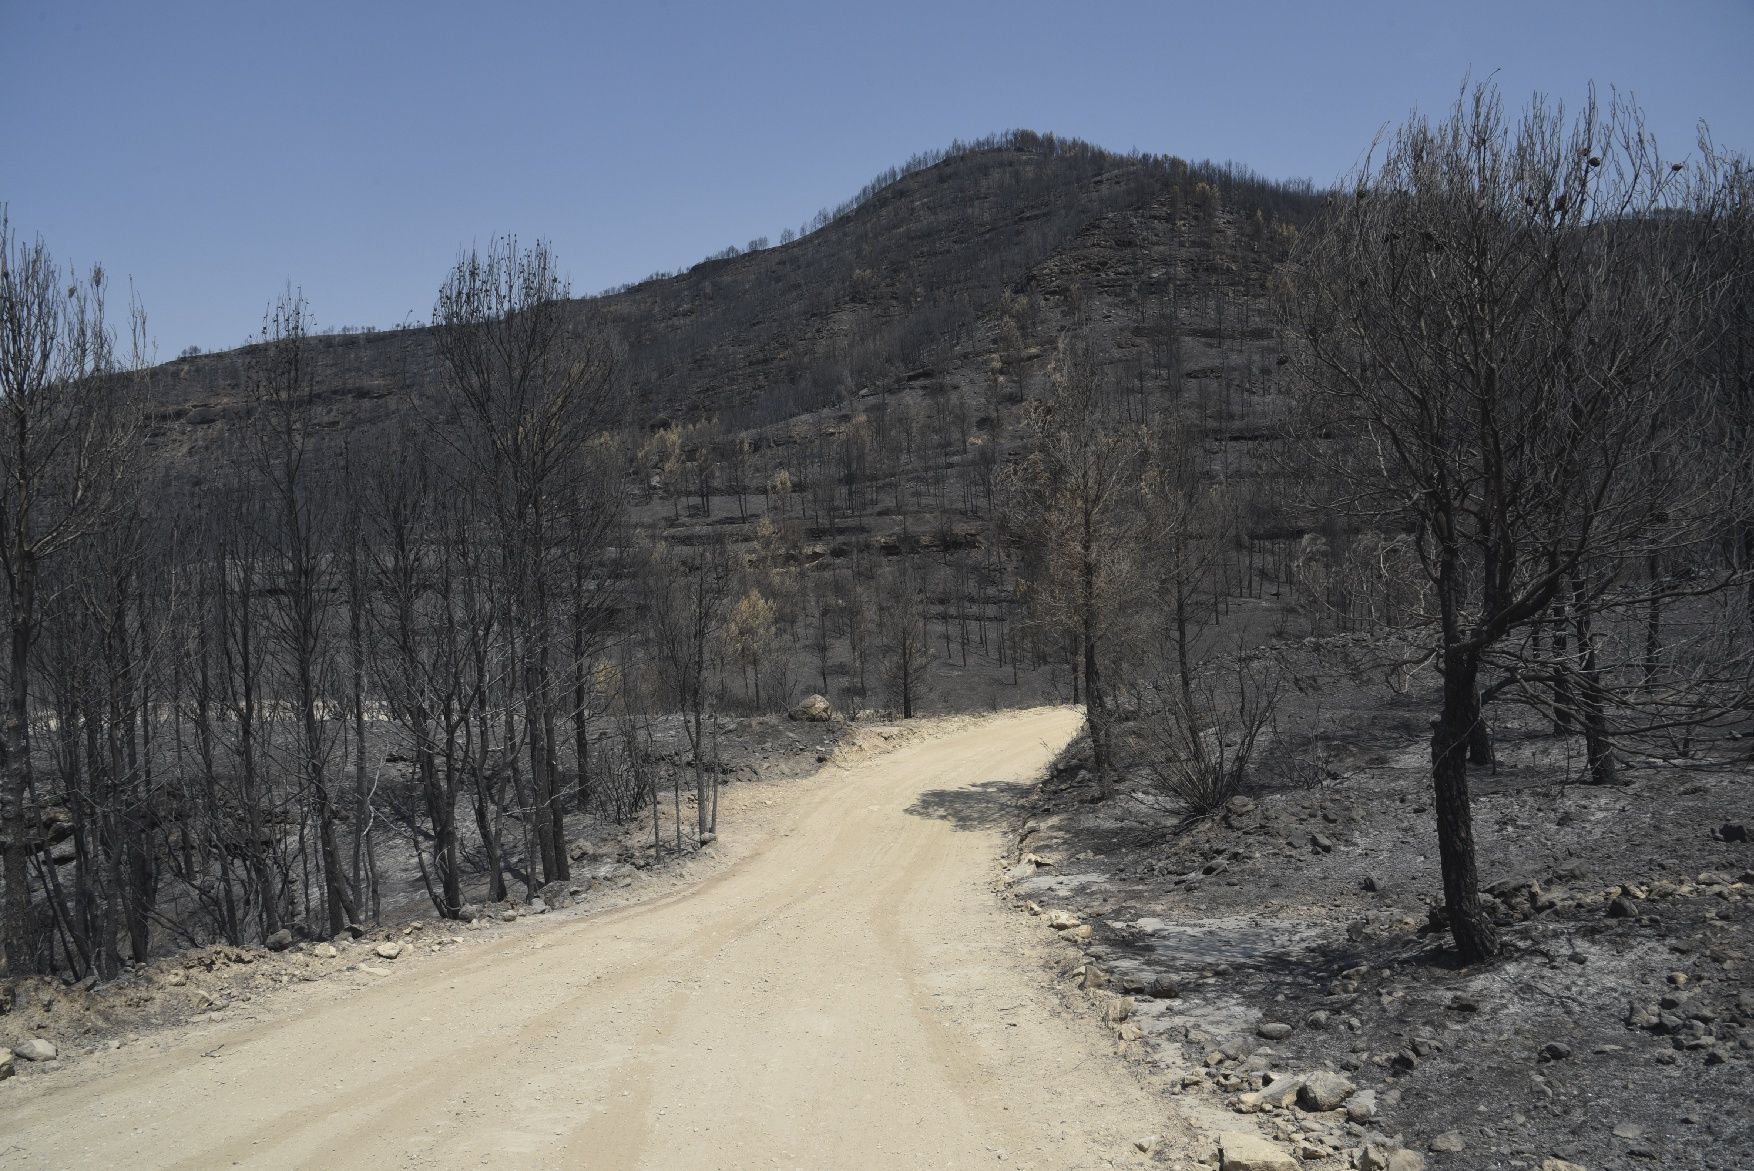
[4,0,1750,357]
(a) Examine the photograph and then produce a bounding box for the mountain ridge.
[138,132,1318,500]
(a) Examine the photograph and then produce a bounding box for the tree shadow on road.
[904,779,1034,832]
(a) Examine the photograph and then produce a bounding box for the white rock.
[0,1048,13,1079]
[1219,1131,1297,1171]
[789,694,833,721]
[16,1038,58,1062]
[374,941,403,960]
[313,943,339,959]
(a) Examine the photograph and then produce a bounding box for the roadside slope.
[2,707,1193,1170]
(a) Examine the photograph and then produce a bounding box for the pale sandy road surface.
[1,707,1192,1170]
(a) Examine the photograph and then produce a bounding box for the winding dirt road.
[3,707,1188,1169]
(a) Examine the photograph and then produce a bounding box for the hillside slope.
[139,134,1315,506]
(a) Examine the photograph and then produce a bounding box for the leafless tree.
[432,237,624,886]
[644,541,730,842]
[876,560,933,719]
[248,290,359,938]
[1282,82,1749,961]
[0,213,142,974]
[1005,330,1150,792]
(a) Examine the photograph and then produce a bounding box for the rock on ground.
[1255,1075,1304,1110]
[789,694,833,722]
[16,1038,57,1062]
[0,1048,13,1079]
[1297,1070,1356,1112]
[1219,1131,1298,1171]
[374,942,403,960]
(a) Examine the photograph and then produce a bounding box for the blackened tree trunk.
[1432,651,1498,962]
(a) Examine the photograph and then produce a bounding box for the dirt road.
[2,707,1190,1169]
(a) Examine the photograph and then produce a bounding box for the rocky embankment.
[1003,725,1752,1171]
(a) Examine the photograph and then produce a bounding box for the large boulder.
[1296,1070,1356,1112]
[789,694,834,722]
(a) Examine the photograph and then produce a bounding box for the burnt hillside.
[138,132,1318,501]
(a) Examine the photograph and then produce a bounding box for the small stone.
[1720,822,1747,843]
[1218,1131,1297,1171]
[1358,1147,1391,1171]
[0,1049,12,1079]
[1346,1089,1378,1122]
[1666,971,1688,987]
[15,1038,57,1062]
[1538,1041,1572,1063]
[1608,896,1639,919]
[1429,1131,1465,1152]
[1134,1135,1160,1153]
[374,942,403,960]
[1256,1021,1294,1041]
[264,929,294,952]
[313,942,339,959]
[163,970,187,987]
[1363,875,1382,892]
[1448,994,1478,1013]
[1310,833,1334,853]
[1612,1123,1642,1141]
[528,897,547,914]
[1537,1160,1587,1171]
[1046,910,1081,931]
[1148,974,1180,999]
[1387,1154,1427,1171]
